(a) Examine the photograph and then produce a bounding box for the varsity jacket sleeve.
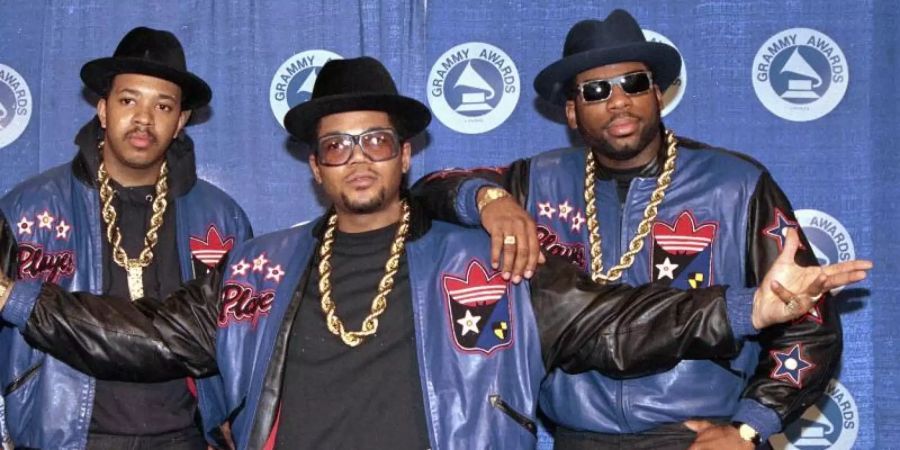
[530,255,757,379]
[409,158,532,226]
[1,263,227,382]
[731,171,843,441]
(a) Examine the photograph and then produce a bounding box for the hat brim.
[283,93,432,143]
[534,42,681,105]
[81,57,212,110]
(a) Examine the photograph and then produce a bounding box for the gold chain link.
[318,200,410,347]
[97,141,169,277]
[584,129,678,283]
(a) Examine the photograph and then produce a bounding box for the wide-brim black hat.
[534,9,681,105]
[283,57,431,143]
[81,27,212,110]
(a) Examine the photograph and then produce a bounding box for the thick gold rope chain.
[318,200,410,347]
[584,129,678,283]
[97,141,169,299]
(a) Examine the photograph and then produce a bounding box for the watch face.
[739,424,760,442]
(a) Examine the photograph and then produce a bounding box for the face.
[97,73,191,176]
[565,61,663,162]
[309,110,411,215]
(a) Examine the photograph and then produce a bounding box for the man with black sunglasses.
[413,9,844,449]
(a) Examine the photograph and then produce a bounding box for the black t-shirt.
[90,184,197,436]
[275,223,430,450]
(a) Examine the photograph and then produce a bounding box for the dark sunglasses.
[315,128,401,166]
[574,71,654,103]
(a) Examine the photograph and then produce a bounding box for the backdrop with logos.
[0,1,894,448]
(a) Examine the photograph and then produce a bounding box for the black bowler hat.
[283,57,431,143]
[534,9,681,105]
[80,27,212,110]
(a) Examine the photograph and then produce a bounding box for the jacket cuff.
[457,179,499,226]
[725,287,758,341]
[732,398,782,443]
[1,279,42,331]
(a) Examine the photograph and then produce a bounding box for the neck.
[335,198,404,233]
[103,159,163,187]
[595,130,663,171]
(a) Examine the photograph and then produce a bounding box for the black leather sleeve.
[22,262,225,382]
[531,256,740,378]
[743,171,842,424]
[409,158,532,223]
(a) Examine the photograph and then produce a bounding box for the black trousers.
[554,419,730,450]
[86,426,206,450]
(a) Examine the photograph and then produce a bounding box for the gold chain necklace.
[584,129,678,283]
[97,141,170,300]
[318,200,410,347]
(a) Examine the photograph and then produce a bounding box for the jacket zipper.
[489,395,536,436]
[3,362,42,396]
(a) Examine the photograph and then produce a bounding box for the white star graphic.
[570,212,585,232]
[655,257,679,280]
[17,216,34,236]
[538,201,557,219]
[265,264,285,283]
[456,309,481,336]
[558,201,573,221]
[231,259,251,277]
[55,220,71,240]
[252,253,269,272]
[36,210,55,230]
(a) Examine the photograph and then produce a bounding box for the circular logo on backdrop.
[0,63,33,149]
[642,29,686,117]
[269,50,343,128]
[428,43,520,134]
[769,378,859,449]
[795,209,855,294]
[752,28,848,121]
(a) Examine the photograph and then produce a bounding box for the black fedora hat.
[534,9,681,105]
[283,57,431,143]
[80,27,212,110]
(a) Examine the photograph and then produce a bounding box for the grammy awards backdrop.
[0,1,894,449]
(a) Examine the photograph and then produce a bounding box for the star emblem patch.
[443,260,513,354]
[770,344,815,388]
[763,208,800,251]
[17,215,34,236]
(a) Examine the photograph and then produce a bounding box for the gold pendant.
[125,261,144,300]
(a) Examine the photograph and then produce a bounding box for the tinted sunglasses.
[574,71,654,103]
[316,128,401,166]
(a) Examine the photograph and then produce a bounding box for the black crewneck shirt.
[275,223,430,450]
[91,183,197,436]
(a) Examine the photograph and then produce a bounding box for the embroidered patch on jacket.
[189,224,235,267]
[217,281,276,327]
[650,210,717,289]
[443,260,513,354]
[769,344,815,388]
[17,211,72,241]
[536,224,586,269]
[762,208,800,251]
[17,242,75,283]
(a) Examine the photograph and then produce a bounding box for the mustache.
[605,113,640,128]
[125,127,158,143]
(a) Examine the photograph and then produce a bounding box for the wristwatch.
[732,421,761,445]
[476,187,510,213]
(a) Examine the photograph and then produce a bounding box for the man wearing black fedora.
[0,55,867,449]
[414,8,843,449]
[0,27,252,449]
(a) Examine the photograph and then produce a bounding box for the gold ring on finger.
[503,235,517,245]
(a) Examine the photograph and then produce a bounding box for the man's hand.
[0,271,12,313]
[477,188,544,283]
[751,228,872,329]
[684,420,754,450]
